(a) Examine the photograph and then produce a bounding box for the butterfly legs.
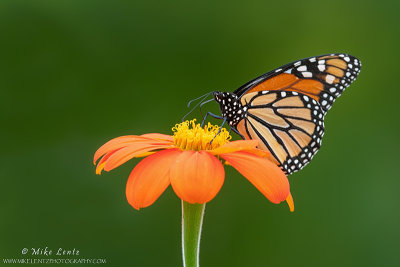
[229,127,245,140]
[200,112,228,144]
[201,112,245,141]
[200,112,224,127]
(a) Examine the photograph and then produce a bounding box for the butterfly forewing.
[234,53,361,112]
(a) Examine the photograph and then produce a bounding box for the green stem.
[181,200,206,267]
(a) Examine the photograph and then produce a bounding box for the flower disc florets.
[172,120,231,151]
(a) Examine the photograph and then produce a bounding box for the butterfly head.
[213,91,244,126]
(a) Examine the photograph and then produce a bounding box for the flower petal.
[209,140,259,155]
[94,135,172,164]
[286,192,295,212]
[104,143,174,172]
[141,133,173,142]
[96,148,122,174]
[126,149,181,210]
[170,151,225,204]
[220,152,290,204]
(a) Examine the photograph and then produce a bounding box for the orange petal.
[170,151,225,204]
[104,143,173,172]
[96,148,122,174]
[141,133,173,142]
[126,149,181,210]
[93,135,172,164]
[286,192,295,212]
[209,140,259,155]
[220,152,290,204]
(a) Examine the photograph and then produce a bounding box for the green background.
[1,0,399,266]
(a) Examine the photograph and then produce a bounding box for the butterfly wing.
[236,90,325,174]
[230,53,361,174]
[234,53,361,113]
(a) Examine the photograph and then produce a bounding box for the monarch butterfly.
[209,53,361,174]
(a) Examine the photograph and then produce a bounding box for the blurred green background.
[1,0,399,266]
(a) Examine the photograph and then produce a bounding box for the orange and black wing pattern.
[214,53,362,174]
[234,53,361,112]
[236,90,324,174]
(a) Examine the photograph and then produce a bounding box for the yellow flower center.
[172,120,231,151]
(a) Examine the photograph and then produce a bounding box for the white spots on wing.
[318,65,326,71]
[284,68,292,74]
[326,74,335,84]
[297,65,307,71]
[344,56,350,62]
[302,72,312,78]
[275,68,282,72]
[303,95,309,101]
[318,60,325,65]
[309,57,316,62]
[346,72,351,77]
[329,87,336,93]
[281,92,287,97]
[321,100,327,106]
[294,61,301,67]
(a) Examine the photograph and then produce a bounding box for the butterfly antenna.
[186,92,213,108]
[182,93,212,122]
[199,97,215,117]
[199,98,215,108]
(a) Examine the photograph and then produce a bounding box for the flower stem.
[181,200,206,267]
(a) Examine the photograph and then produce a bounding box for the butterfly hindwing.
[238,90,325,174]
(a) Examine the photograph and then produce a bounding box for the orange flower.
[93,120,294,211]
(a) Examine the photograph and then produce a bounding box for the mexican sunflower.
[93,120,294,211]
